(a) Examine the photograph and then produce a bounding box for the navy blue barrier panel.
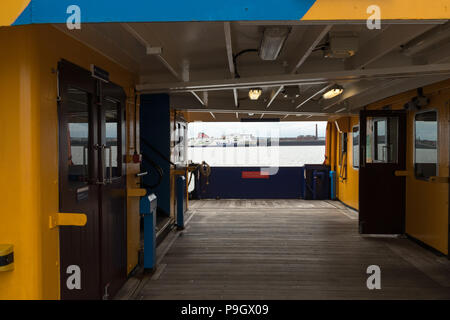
[140,94,171,215]
[196,167,304,199]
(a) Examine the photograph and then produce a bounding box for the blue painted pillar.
[330,171,336,200]
[140,194,157,271]
[176,176,186,230]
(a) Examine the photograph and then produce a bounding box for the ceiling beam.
[171,93,346,115]
[52,24,140,74]
[401,22,450,57]
[296,83,334,109]
[233,89,239,107]
[346,24,436,70]
[122,23,205,105]
[181,107,339,117]
[137,63,450,93]
[224,22,240,108]
[347,75,450,110]
[266,86,284,109]
[323,23,450,112]
[423,40,450,64]
[290,25,332,74]
[224,22,235,76]
[121,23,182,80]
[190,91,206,106]
[202,91,209,107]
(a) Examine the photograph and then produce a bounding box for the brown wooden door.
[58,60,127,300]
[58,61,101,300]
[98,82,127,299]
[359,110,407,234]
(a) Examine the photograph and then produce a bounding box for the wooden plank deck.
[133,200,450,300]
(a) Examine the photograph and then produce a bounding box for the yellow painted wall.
[0,25,140,299]
[405,97,449,255]
[334,117,359,210]
[0,25,43,300]
[367,80,450,255]
[302,0,450,20]
[126,93,142,275]
[329,79,450,255]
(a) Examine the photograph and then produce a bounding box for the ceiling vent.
[323,32,359,59]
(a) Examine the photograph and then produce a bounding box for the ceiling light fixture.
[323,85,344,100]
[259,27,291,61]
[249,88,262,100]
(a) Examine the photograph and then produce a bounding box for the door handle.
[394,170,409,177]
[82,146,89,182]
[94,144,114,185]
[95,144,107,185]
[49,213,87,229]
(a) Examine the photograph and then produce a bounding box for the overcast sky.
[188,121,327,138]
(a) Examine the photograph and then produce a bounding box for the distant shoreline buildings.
[189,133,325,148]
[189,124,325,147]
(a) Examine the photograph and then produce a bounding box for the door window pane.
[366,117,398,163]
[415,111,438,179]
[374,119,386,162]
[352,125,359,168]
[67,87,90,187]
[104,97,121,179]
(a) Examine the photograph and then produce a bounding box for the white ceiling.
[53,20,450,121]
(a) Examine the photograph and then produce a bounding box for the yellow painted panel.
[405,96,449,255]
[0,26,43,299]
[335,117,359,210]
[0,25,139,299]
[331,79,449,256]
[0,0,30,26]
[303,0,450,20]
[126,91,141,275]
[335,117,351,133]
[34,24,140,280]
[364,80,449,254]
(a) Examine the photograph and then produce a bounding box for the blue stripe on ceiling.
[13,0,317,25]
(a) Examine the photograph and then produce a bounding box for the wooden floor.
[132,200,450,300]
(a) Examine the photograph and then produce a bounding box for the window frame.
[352,124,360,170]
[413,109,439,180]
